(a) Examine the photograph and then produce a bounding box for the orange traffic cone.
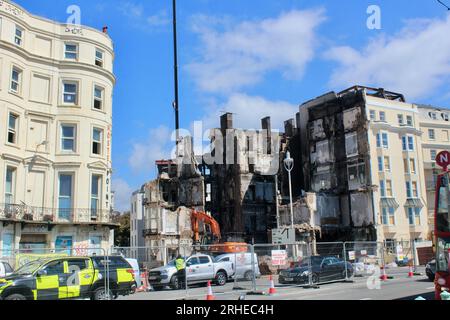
[408,266,414,278]
[206,281,215,300]
[268,275,276,295]
[380,266,388,281]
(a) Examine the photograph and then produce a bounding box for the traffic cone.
[408,266,414,278]
[380,266,388,281]
[206,281,215,300]
[268,275,276,295]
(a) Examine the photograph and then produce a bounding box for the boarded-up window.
[345,132,358,157]
[34,36,52,57]
[27,119,48,151]
[30,74,50,103]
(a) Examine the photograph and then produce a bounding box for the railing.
[0,203,112,223]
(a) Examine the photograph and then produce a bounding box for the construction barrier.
[105,240,431,300]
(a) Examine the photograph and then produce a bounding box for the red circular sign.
[436,151,450,169]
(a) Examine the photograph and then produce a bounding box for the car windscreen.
[15,260,46,275]
[4,263,13,273]
[298,256,323,266]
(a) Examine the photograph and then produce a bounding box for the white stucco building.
[0,1,116,255]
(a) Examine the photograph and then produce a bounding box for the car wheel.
[342,269,351,279]
[5,293,27,301]
[215,271,227,286]
[244,271,254,281]
[93,287,113,300]
[170,275,180,290]
[311,273,319,284]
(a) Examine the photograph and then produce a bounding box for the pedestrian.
[175,254,186,289]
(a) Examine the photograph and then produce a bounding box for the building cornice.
[0,1,113,50]
[0,40,116,84]
[421,142,450,149]
[52,162,82,168]
[1,152,23,163]
[369,122,422,136]
[25,110,56,120]
[419,122,450,129]
[87,161,109,170]
[23,155,54,167]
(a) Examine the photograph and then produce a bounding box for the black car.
[279,256,353,285]
[426,259,436,282]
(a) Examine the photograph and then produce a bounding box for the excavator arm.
[191,210,221,245]
[190,209,248,253]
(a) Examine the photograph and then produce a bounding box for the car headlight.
[160,270,168,275]
[300,271,310,277]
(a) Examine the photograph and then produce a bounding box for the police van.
[0,256,135,300]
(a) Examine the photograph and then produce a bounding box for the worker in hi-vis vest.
[175,255,186,289]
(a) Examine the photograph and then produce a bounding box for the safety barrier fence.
[0,240,431,300]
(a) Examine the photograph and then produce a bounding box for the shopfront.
[19,225,50,253]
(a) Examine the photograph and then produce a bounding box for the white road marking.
[426,286,436,290]
[360,298,372,300]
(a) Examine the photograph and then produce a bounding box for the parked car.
[214,253,261,281]
[279,256,353,285]
[426,259,436,282]
[0,256,135,300]
[148,254,235,290]
[0,261,13,278]
[125,258,140,293]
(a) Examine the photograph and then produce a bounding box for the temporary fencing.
[0,239,431,300]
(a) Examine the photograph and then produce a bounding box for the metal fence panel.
[344,242,383,280]
[313,242,350,285]
[252,242,311,293]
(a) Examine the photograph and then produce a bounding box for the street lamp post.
[284,151,295,229]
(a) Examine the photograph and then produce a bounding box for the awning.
[380,197,399,209]
[404,198,424,208]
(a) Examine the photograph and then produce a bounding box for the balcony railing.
[0,204,112,224]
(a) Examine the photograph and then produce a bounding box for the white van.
[214,253,261,281]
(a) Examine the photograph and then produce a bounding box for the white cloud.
[147,10,170,27]
[325,14,450,100]
[118,2,144,19]
[112,178,133,212]
[187,9,326,94]
[200,93,298,131]
[128,125,174,174]
[118,3,170,30]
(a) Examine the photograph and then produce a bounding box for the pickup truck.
[148,254,234,290]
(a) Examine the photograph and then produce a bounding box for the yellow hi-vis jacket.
[175,258,185,271]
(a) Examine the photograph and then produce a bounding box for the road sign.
[348,251,356,261]
[272,227,296,245]
[271,250,287,266]
[396,245,404,261]
[436,151,450,169]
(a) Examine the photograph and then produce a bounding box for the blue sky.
[15,0,450,211]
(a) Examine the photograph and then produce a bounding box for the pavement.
[117,266,436,301]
